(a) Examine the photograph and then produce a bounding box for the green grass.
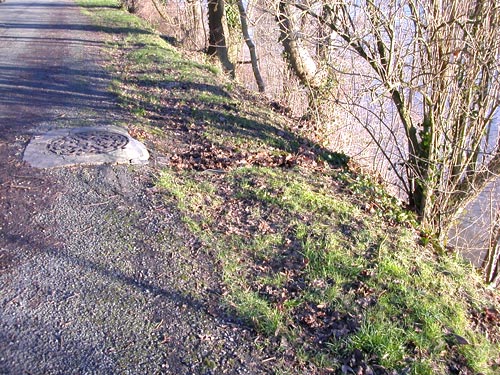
[349,319,407,368]
[79,0,120,7]
[154,165,499,374]
[78,1,500,373]
[82,1,298,152]
[156,170,222,230]
[233,290,285,336]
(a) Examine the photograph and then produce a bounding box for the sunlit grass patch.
[78,0,120,8]
[128,44,175,66]
[79,0,150,32]
[153,161,500,375]
[156,165,499,374]
[217,167,499,374]
[348,318,407,369]
[233,167,361,219]
[157,169,222,219]
[230,290,285,336]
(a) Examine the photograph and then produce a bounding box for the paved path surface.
[0,0,120,138]
[0,1,273,374]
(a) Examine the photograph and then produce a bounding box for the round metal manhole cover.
[47,130,129,156]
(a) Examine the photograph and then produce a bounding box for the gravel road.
[0,1,276,373]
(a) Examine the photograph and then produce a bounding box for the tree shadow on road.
[0,21,153,37]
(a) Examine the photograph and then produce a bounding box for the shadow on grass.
[126,75,349,167]
[80,0,349,167]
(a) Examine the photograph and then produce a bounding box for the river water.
[449,180,499,266]
[448,120,499,266]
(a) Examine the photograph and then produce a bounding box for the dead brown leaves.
[299,303,360,343]
[128,125,149,141]
[471,306,500,344]
[166,140,330,173]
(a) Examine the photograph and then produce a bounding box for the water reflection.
[449,181,499,266]
[449,120,499,266]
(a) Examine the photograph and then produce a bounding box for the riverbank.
[77,1,500,373]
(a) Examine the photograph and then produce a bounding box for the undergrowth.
[157,167,499,374]
[80,1,500,374]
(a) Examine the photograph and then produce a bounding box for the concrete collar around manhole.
[23,126,149,168]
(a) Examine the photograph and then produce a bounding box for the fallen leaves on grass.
[471,306,500,343]
[299,303,360,343]
[128,125,149,140]
[166,142,328,172]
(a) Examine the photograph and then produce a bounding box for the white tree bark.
[236,0,265,92]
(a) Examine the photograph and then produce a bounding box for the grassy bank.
[79,1,500,373]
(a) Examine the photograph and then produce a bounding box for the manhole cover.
[24,126,149,168]
[47,130,129,156]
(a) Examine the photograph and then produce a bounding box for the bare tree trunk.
[484,212,500,287]
[121,0,137,13]
[236,0,265,92]
[150,0,174,23]
[207,0,235,77]
[187,0,204,48]
[316,4,332,60]
[276,1,325,89]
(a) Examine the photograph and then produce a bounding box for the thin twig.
[262,357,276,363]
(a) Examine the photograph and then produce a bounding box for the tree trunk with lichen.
[207,0,235,77]
[285,0,500,245]
[276,1,325,90]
